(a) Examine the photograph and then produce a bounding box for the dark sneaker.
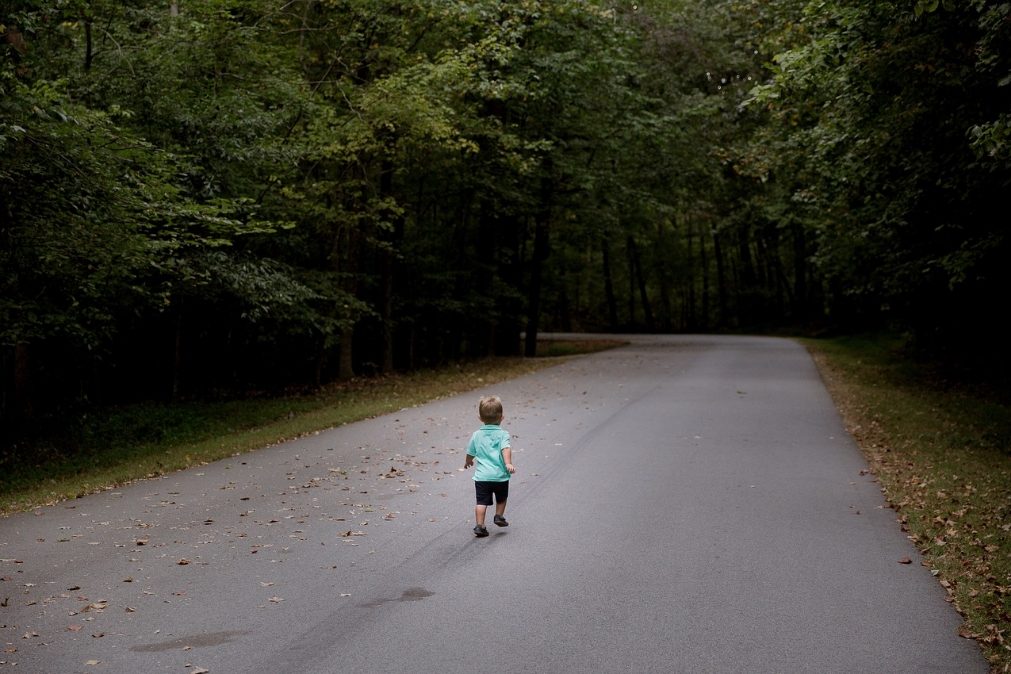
[473,525,489,537]
[493,515,509,527]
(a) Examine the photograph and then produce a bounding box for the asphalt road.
[1,335,987,673]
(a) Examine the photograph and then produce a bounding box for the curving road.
[1,335,986,673]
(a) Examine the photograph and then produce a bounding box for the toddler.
[464,395,515,537]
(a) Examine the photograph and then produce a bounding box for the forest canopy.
[2,0,1009,425]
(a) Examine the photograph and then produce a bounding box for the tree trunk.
[476,198,497,356]
[378,159,400,374]
[626,235,636,327]
[337,329,354,381]
[83,19,93,71]
[656,219,673,332]
[792,223,809,319]
[685,215,696,330]
[314,336,327,387]
[601,235,618,330]
[700,217,710,329]
[13,343,31,420]
[405,325,416,371]
[628,235,655,331]
[496,215,523,357]
[525,170,554,357]
[172,307,183,401]
[329,198,359,381]
[713,229,728,328]
[298,0,311,54]
[380,252,395,373]
[558,271,572,332]
[525,210,549,357]
[738,225,757,325]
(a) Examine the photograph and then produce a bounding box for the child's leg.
[474,482,491,526]
[493,482,509,522]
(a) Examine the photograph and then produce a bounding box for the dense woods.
[2,0,1009,428]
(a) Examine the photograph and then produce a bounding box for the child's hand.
[464,456,474,469]
[506,463,516,474]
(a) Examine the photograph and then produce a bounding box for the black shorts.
[474,480,509,506]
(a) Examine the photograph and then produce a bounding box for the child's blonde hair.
[479,395,503,424]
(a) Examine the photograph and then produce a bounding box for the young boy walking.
[464,395,515,537]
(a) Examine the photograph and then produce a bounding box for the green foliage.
[743,0,1010,347]
[3,0,1008,425]
[1,77,150,347]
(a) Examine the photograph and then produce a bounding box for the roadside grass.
[805,335,1011,670]
[534,337,628,357]
[1,340,625,516]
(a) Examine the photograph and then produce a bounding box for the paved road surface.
[1,336,986,673]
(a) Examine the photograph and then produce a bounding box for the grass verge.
[534,337,628,357]
[804,334,1011,671]
[1,339,625,516]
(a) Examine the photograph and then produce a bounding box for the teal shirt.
[467,424,511,482]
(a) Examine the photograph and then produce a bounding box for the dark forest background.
[3,0,1009,430]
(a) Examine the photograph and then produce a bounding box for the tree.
[746,0,1011,358]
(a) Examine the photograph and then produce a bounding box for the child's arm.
[464,454,474,469]
[502,446,515,474]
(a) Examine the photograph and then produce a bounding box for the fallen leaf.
[67,625,83,632]
[268,596,284,603]
[898,557,912,564]
[85,660,100,666]
[177,559,190,565]
[187,666,210,674]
